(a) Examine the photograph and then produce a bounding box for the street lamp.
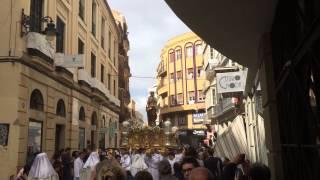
[20,9,57,40]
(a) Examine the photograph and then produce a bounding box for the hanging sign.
[216,70,247,93]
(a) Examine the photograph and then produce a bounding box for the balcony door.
[30,0,43,33]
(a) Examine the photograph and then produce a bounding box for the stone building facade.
[0,0,126,178]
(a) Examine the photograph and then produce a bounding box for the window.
[30,0,43,33]
[176,71,182,80]
[178,115,186,125]
[79,128,85,150]
[79,0,85,21]
[170,73,175,83]
[114,40,117,66]
[169,52,175,63]
[79,106,85,121]
[56,99,66,117]
[108,74,111,90]
[212,89,216,105]
[91,112,97,126]
[91,53,96,77]
[78,39,84,54]
[210,48,214,59]
[91,1,96,36]
[113,80,116,96]
[196,44,202,55]
[108,31,111,59]
[30,89,44,111]
[100,64,104,83]
[177,93,183,105]
[188,91,195,103]
[101,18,105,49]
[170,95,176,106]
[56,17,65,53]
[186,46,193,57]
[176,49,182,60]
[197,67,203,77]
[198,90,205,102]
[27,121,43,163]
[187,68,194,79]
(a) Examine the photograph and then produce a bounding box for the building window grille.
[176,49,182,60]
[79,107,85,121]
[169,52,175,63]
[91,53,96,77]
[91,1,96,36]
[30,0,43,33]
[187,68,194,79]
[56,99,66,117]
[56,17,65,53]
[196,44,202,55]
[170,95,176,106]
[101,64,104,83]
[188,91,195,103]
[198,90,205,102]
[101,18,105,49]
[108,31,111,59]
[176,71,182,80]
[108,74,111,90]
[79,0,85,21]
[30,89,44,111]
[177,93,183,105]
[186,46,193,57]
[78,39,84,54]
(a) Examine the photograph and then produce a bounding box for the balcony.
[213,98,235,118]
[157,62,167,77]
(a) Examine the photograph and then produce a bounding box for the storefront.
[177,129,206,147]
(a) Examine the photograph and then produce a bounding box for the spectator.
[74,151,85,180]
[173,162,184,180]
[203,148,222,179]
[135,170,153,180]
[189,167,216,180]
[158,159,177,180]
[181,157,200,180]
[247,163,271,180]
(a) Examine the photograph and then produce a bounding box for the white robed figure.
[80,152,100,180]
[27,153,59,180]
[120,153,131,171]
[145,150,163,180]
[130,150,148,176]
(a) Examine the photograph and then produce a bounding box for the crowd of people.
[15,146,271,180]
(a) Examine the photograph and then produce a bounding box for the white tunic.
[130,154,148,176]
[27,153,59,180]
[120,154,131,171]
[146,153,163,180]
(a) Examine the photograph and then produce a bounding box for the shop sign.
[216,70,247,93]
[192,113,205,124]
[193,130,205,136]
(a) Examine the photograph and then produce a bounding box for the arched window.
[30,89,44,111]
[91,112,97,126]
[79,106,85,121]
[102,116,106,128]
[56,99,66,117]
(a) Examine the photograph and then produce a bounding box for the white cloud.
[108,0,190,120]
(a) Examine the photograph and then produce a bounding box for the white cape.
[130,154,148,176]
[81,152,100,180]
[27,153,59,180]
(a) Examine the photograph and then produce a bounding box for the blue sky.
[108,0,190,120]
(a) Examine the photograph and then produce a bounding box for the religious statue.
[146,91,158,127]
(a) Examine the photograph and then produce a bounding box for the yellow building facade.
[157,32,207,135]
[0,0,124,178]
